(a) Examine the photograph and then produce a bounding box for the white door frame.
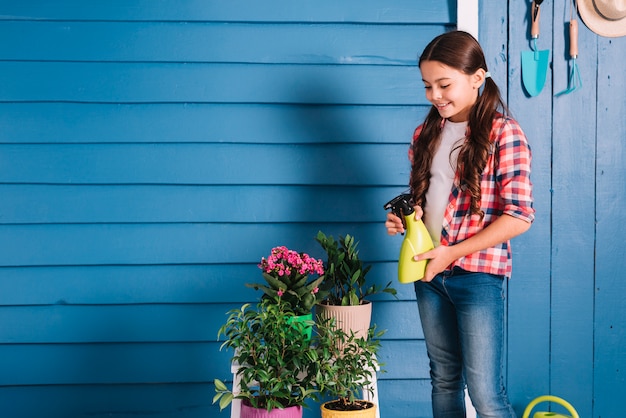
[459,3,479,414]
[458,0,479,38]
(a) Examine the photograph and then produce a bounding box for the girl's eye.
[424,86,432,90]
[441,84,450,89]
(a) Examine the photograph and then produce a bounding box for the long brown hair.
[410,31,508,218]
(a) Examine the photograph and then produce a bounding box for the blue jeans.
[414,268,516,418]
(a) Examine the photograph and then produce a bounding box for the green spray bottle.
[384,193,434,283]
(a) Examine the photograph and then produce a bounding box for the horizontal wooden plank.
[0,304,227,343]
[0,300,420,343]
[0,379,431,418]
[0,262,417,305]
[0,185,411,224]
[0,21,443,65]
[377,339,429,380]
[0,62,426,105]
[0,341,229,385]
[0,143,411,185]
[0,223,403,267]
[0,1,455,23]
[0,339,425,385]
[372,301,423,340]
[377,379,432,418]
[0,103,427,144]
[0,383,218,418]
[0,264,254,305]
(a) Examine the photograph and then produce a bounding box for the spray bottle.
[384,193,434,283]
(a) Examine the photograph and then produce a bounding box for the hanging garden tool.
[556,0,582,96]
[522,395,579,418]
[522,0,550,97]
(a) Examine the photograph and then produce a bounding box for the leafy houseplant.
[315,231,396,341]
[315,322,385,416]
[315,231,396,306]
[213,298,322,415]
[246,246,328,316]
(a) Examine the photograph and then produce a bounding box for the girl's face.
[420,60,486,123]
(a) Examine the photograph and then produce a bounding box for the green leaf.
[261,273,289,290]
[291,275,308,289]
[218,393,233,411]
[214,379,228,391]
[348,292,359,306]
[350,270,361,286]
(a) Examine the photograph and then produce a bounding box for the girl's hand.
[414,245,455,282]
[385,212,404,235]
[385,206,424,236]
[414,214,532,281]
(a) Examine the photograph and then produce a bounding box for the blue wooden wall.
[504,0,626,416]
[0,1,624,418]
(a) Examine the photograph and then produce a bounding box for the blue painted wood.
[0,339,424,386]
[0,143,410,185]
[593,35,626,418]
[502,0,553,413]
[0,381,433,418]
[0,342,229,385]
[0,21,446,65]
[549,0,596,414]
[0,223,402,266]
[0,62,426,105]
[0,103,427,144]
[5,1,624,418]
[377,380,432,418]
[0,185,410,223]
[0,262,416,305]
[0,304,231,343]
[0,0,439,415]
[0,264,262,305]
[0,384,217,418]
[0,0,455,23]
[0,300,421,342]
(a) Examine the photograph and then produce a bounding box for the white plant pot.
[315,300,372,340]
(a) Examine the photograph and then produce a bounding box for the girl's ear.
[472,68,487,89]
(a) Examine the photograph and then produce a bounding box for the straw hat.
[578,0,626,37]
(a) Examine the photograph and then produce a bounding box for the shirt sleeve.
[494,118,535,223]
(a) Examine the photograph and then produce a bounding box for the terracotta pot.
[315,300,372,340]
[241,401,302,418]
[320,400,376,418]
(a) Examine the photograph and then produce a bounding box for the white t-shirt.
[423,120,467,245]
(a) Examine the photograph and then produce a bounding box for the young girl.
[385,31,534,417]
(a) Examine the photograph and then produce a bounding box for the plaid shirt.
[409,115,535,278]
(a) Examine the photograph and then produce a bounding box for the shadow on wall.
[280,76,401,257]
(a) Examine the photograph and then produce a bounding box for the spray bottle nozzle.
[384,193,416,232]
[384,193,415,217]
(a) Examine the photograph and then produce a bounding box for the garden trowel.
[522,0,550,96]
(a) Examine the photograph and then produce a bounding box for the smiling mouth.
[435,102,450,109]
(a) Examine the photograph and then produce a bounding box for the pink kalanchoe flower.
[254,245,325,314]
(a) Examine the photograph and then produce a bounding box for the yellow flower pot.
[320,401,376,418]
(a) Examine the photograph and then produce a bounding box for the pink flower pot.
[241,402,303,418]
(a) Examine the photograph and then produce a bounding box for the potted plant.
[246,246,328,319]
[315,231,396,339]
[314,321,385,418]
[213,298,323,418]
